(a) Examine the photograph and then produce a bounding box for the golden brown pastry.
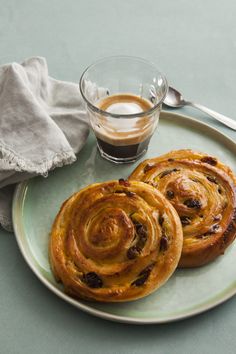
[50,180,183,302]
[129,149,236,268]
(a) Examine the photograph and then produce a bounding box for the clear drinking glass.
[80,56,168,164]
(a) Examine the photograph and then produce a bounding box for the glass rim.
[79,55,168,119]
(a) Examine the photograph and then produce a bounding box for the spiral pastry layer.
[50,180,183,302]
[129,149,236,267]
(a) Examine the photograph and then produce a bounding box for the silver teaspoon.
[163,86,236,131]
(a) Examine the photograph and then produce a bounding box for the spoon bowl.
[163,87,185,108]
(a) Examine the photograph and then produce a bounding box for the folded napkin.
[0,57,90,231]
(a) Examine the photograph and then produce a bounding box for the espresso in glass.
[94,93,156,160]
[79,56,168,164]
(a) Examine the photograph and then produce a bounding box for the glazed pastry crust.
[49,180,183,302]
[129,149,236,268]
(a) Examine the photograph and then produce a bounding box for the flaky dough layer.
[50,180,183,302]
[129,149,236,267]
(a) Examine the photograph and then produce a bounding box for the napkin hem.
[0,141,76,176]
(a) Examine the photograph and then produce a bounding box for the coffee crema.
[93,93,158,160]
[98,94,152,115]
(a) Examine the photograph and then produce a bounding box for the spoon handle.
[186,102,236,130]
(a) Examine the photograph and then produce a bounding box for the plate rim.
[12,111,236,325]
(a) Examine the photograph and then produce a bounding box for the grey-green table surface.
[1,1,236,353]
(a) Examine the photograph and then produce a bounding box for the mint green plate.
[13,112,236,324]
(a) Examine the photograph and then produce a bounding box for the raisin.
[131,264,155,287]
[218,188,222,194]
[144,164,155,173]
[180,216,191,225]
[129,222,148,253]
[222,222,235,245]
[168,158,175,162]
[83,272,103,288]
[139,263,155,276]
[224,222,234,236]
[132,219,143,229]
[201,156,217,166]
[200,224,221,237]
[166,190,175,199]
[184,199,202,209]
[160,235,168,251]
[208,224,220,234]
[158,215,164,226]
[207,175,218,184]
[160,168,179,179]
[137,234,147,249]
[136,225,147,238]
[118,178,130,187]
[136,225,148,249]
[127,246,141,260]
[131,275,148,287]
[213,215,222,222]
[232,208,236,221]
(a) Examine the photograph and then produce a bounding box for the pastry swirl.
[50,180,183,302]
[129,149,236,267]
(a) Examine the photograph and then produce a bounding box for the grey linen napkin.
[0,57,90,231]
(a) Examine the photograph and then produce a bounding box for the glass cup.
[79,56,168,164]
